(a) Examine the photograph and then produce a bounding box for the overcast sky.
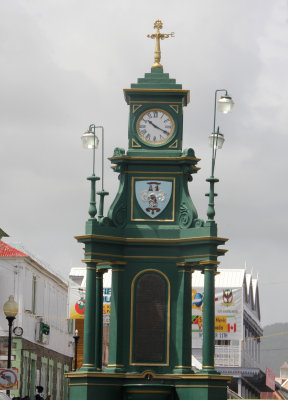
[0,0,287,326]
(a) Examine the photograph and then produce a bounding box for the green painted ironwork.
[82,265,96,370]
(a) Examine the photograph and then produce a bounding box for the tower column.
[95,268,108,371]
[174,264,193,373]
[201,266,218,374]
[82,264,97,370]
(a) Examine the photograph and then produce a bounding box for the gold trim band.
[175,385,227,388]
[77,235,228,244]
[129,362,170,366]
[69,382,227,388]
[123,88,190,105]
[132,104,142,113]
[109,155,200,162]
[66,372,231,381]
[123,171,185,175]
[81,363,95,367]
[84,252,221,260]
[69,383,121,387]
[200,260,219,266]
[107,364,124,368]
[126,390,170,394]
[129,101,183,104]
[177,270,192,273]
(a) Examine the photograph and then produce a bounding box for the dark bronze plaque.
[134,273,166,363]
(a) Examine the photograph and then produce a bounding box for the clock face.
[13,326,23,337]
[136,109,175,145]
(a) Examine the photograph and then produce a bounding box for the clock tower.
[68,20,230,400]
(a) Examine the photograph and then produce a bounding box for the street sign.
[0,368,18,390]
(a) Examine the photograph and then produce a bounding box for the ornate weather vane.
[147,20,174,68]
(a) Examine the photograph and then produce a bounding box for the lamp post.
[73,329,80,371]
[81,124,109,219]
[201,90,234,375]
[206,90,234,223]
[3,295,18,397]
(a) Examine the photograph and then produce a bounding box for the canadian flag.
[227,323,236,332]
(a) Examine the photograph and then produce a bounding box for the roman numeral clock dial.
[136,109,175,146]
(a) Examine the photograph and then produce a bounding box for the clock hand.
[147,120,161,130]
[147,120,169,135]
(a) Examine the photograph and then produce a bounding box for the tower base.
[67,371,231,400]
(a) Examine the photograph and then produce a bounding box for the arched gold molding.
[129,268,170,366]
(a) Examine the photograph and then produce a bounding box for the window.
[40,358,48,394]
[32,276,37,314]
[215,340,231,346]
[48,360,54,399]
[21,352,29,397]
[63,365,69,400]
[67,319,74,335]
[56,363,62,400]
[30,355,37,399]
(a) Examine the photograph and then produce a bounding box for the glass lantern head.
[3,295,18,318]
[209,131,225,149]
[218,94,234,114]
[81,131,99,149]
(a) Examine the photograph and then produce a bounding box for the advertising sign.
[0,369,18,390]
[69,286,111,325]
[69,287,86,319]
[192,287,242,347]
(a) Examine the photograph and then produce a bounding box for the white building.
[0,239,73,399]
[192,268,269,398]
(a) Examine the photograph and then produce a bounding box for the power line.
[261,348,288,351]
[244,330,288,342]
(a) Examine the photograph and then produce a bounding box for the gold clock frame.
[136,108,175,146]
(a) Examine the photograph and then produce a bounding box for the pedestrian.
[34,386,44,399]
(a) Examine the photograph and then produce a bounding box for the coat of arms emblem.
[222,289,234,305]
[135,180,172,218]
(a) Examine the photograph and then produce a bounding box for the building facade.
[192,268,269,398]
[0,240,73,399]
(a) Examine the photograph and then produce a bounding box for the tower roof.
[124,67,190,105]
[131,67,182,90]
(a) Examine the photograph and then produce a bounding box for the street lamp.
[206,90,234,223]
[73,329,80,371]
[81,124,109,219]
[3,295,18,396]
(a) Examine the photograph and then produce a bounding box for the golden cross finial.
[147,20,175,68]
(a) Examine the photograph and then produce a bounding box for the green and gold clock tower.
[68,20,231,400]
